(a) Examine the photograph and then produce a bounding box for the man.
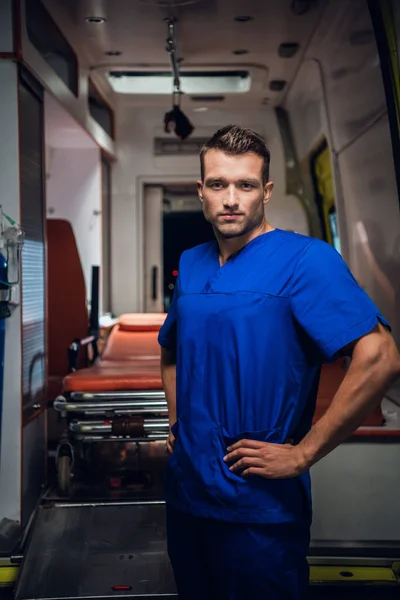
[158,125,400,600]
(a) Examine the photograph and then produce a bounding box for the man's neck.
[217,221,274,266]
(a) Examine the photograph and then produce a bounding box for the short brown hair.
[200,125,270,183]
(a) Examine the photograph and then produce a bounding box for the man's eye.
[211,183,223,190]
[241,183,254,189]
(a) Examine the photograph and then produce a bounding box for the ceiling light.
[291,0,314,15]
[269,79,287,91]
[278,42,299,58]
[105,50,122,56]
[193,107,208,112]
[85,16,106,23]
[108,71,251,95]
[234,15,254,23]
[233,49,249,55]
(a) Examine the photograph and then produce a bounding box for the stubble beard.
[213,210,265,240]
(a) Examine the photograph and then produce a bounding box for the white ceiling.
[44,0,327,107]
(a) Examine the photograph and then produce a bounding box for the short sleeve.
[290,240,390,361]
[158,273,180,351]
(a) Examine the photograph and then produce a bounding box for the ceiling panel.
[43,0,327,106]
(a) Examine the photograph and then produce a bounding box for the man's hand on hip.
[166,428,176,455]
[223,439,308,479]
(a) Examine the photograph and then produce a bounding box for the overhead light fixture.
[105,50,122,56]
[269,79,287,91]
[278,42,300,58]
[233,49,249,55]
[108,71,251,94]
[193,107,208,112]
[234,15,253,22]
[85,16,106,23]
[290,0,314,15]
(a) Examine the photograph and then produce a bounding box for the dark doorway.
[163,211,214,309]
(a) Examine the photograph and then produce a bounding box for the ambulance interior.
[0,0,400,598]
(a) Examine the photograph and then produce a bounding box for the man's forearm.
[161,348,177,427]
[298,329,400,470]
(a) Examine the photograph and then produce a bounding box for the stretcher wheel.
[57,455,71,496]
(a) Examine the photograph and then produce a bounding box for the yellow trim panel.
[310,565,397,584]
[0,564,398,588]
[0,565,19,587]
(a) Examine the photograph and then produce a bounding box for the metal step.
[15,502,177,600]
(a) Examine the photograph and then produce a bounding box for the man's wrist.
[295,442,315,473]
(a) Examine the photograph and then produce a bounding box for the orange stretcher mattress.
[63,314,164,392]
[63,360,163,392]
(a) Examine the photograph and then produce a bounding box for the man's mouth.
[219,213,243,220]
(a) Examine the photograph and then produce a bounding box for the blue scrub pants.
[166,505,310,600]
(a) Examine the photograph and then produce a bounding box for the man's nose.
[223,185,239,207]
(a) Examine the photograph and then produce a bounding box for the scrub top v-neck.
[158,229,389,524]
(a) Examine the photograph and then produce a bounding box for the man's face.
[197,150,273,239]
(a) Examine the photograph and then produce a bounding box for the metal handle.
[70,418,168,436]
[151,265,158,301]
[54,396,167,414]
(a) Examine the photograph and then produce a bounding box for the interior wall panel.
[19,71,46,524]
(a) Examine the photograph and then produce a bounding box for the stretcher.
[53,313,169,496]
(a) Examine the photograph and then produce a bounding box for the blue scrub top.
[158,229,389,525]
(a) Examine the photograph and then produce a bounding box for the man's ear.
[197,180,204,202]
[263,181,274,205]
